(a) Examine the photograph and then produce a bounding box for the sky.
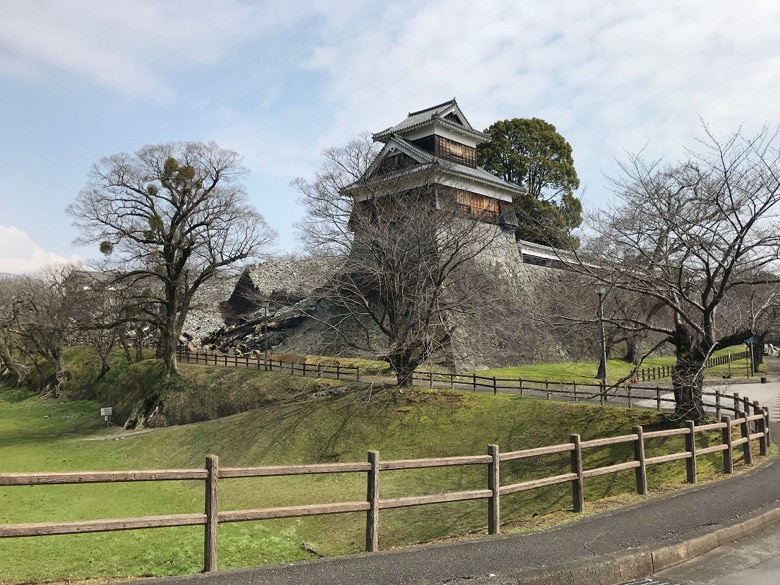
[1,0,779,274]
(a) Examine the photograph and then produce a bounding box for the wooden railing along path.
[177,348,361,381]
[633,349,751,382]
[410,370,762,417]
[0,395,770,573]
[177,349,755,412]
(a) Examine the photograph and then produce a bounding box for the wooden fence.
[0,394,769,573]
[177,349,361,381]
[410,370,761,417]
[635,349,751,382]
[177,348,753,408]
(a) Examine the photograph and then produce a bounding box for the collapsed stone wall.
[182,237,632,372]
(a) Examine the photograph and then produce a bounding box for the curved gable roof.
[373,99,490,144]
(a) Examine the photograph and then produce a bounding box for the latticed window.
[453,190,500,222]
[436,136,476,167]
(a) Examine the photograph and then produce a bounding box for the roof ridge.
[407,98,457,117]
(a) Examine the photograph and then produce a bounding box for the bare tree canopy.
[579,125,780,420]
[67,141,276,378]
[0,265,84,394]
[296,136,508,387]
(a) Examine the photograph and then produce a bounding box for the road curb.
[466,501,780,584]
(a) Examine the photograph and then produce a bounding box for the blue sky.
[2,0,779,273]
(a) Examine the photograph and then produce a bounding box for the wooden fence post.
[715,391,721,421]
[685,421,697,484]
[570,434,584,513]
[733,392,740,416]
[492,377,497,395]
[627,384,632,408]
[545,379,550,400]
[356,367,360,382]
[739,410,753,466]
[518,378,523,397]
[633,425,647,495]
[573,381,578,402]
[764,406,771,445]
[473,374,477,392]
[721,415,733,474]
[655,387,661,411]
[204,454,219,573]
[488,444,500,535]
[366,451,379,552]
[755,401,767,456]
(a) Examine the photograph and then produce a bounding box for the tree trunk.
[53,351,69,398]
[390,354,417,388]
[624,337,639,365]
[159,319,180,378]
[671,346,706,422]
[0,343,30,387]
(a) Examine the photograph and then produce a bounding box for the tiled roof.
[373,99,490,143]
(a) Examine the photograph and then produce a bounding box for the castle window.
[435,136,476,167]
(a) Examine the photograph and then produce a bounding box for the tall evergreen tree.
[478,118,581,247]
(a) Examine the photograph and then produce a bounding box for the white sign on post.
[100,407,113,417]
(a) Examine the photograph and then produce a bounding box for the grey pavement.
[654,518,780,584]
[146,367,780,585]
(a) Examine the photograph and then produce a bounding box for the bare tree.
[67,141,276,379]
[296,136,511,387]
[576,125,780,420]
[0,275,31,387]
[0,265,83,395]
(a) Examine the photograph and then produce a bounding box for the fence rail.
[636,349,751,382]
[0,393,770,574]
[409,370,761,416]
[177,349,361,381]
[177,348,755,403]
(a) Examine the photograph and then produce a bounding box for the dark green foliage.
[477,118,581,247]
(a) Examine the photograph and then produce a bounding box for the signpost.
[100,407,113,426]
[745,337,755,377]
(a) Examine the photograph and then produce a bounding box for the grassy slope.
[0,376,738,584]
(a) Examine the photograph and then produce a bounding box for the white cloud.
[0,0,327,100]
[301,0,780,203]
[0,226,81,275]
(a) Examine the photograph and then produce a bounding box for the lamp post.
[595,284,608,388]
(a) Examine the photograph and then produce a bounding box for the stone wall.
[443,223,576,371]
[182,236,606,371]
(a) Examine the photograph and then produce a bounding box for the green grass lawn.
[471,345,762,384]
[0,378,755,584]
